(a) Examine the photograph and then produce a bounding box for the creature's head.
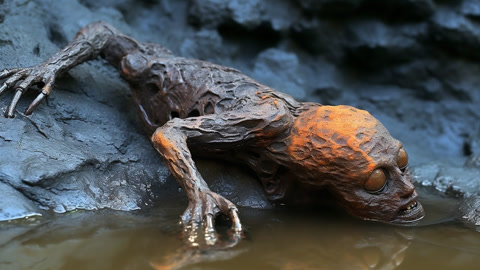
[287,105,424,223]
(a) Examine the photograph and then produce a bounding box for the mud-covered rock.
[344,20,426,69]
[0,182,42,221]
[292,18,427,67]
[180,29,229,62]
[466,129,480,155]
[412,164,480,196]
[429,8,480,60]
[362,0,436,21]
[458,194,480,229]
[188,0,264,29]
[294,0,363,16]
[412,163,480,228]
[188,0,299,32]
[459,196,480,231]
[461,0,480,18]
[188,0,230,28]
[291,18,349,60]
[252,48,305,100]
[465,129,480,168]
[295,0,435,20]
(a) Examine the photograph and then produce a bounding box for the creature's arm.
[151,99,293,246]
[0,21,169,117]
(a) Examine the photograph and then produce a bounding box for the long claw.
[204,214,218,246]
[25,91,47,115]
[230,208,242,232]
[205,214,215,233]
[5,89,23,118]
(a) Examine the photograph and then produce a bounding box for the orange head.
[286,105,424,223]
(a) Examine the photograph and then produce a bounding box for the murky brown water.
[1,188,479,270]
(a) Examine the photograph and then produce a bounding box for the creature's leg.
[151,100,293,246]
[0,22,170,117]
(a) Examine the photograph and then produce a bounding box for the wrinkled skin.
[0,22,423,246]
[283,106,423,223]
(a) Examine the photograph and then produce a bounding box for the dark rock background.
[0,0,479,226]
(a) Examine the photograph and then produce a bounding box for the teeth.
[407,202,417,210]
[402,201,417,212]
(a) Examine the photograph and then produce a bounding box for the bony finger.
[4,73,23,87]
[25,82,52,116]
[204,214,218,246]
[0,68,19,79]
[17,77,36,92]
[5,88,23,118]
[0,69,8,79]
[204,213,215,233]
[0,83,7,96]
[1,73,23,96]
[41,80,53,95]
[25,92,47,116]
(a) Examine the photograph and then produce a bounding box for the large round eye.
[397,148,408,169]
[364,169,386,192]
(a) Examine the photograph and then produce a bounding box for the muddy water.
[0,188,479,270]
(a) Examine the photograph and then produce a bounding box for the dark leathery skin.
[0,21,424,247]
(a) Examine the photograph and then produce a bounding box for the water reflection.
[149,207,416,270]
[238,210,414,270]
[0,210,181,270]
[0,191,478,270]
[151,244,246,270]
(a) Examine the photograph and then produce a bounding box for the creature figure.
[0,22,424,243]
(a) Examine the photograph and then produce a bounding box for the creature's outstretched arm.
[0,21,166,117]
[151,100,293,246]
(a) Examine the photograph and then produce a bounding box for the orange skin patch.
[278,105,424,223]
[287,105,378,183]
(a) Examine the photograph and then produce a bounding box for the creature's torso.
[119,51,308,201]
[121,53,288,135]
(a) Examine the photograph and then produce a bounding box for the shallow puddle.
[0,188,478,270]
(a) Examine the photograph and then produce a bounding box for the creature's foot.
[180,190,243,248]
[0,66,57,118]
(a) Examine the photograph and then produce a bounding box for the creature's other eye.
[397,148,408,170]
[364,169,387,192]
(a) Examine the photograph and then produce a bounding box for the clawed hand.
[154,193,245,270]
[0,66,56,117]
[180,190,243,248]
[1,64,246,249]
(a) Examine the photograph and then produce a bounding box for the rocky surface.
[0,0,479,226]
[412,129,480,228]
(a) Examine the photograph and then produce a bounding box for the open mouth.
[394,200,425,223]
